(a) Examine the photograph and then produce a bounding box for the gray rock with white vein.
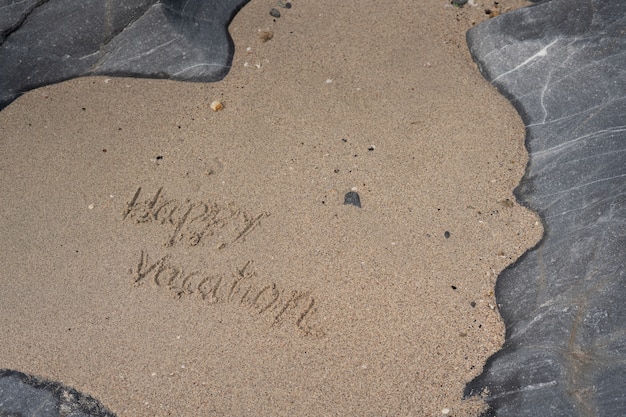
[465,0,626,416]
[0,0,250,109]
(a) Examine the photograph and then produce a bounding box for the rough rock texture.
[465,0,626,416]
[0,0,250,109]
[0,369,115,417]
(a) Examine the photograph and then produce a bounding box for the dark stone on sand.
[344,191,361,208]
[270,8,281,18]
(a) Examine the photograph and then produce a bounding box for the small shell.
[210,100,223,112]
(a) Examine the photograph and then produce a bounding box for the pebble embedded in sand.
[270,8,281,18]
[344,191,361,208]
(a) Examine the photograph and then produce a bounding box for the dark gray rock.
[465,1,626,416]
[269,7,280,18]
[0,369,116,417]
[0,0,39,42]
[0,0,251,109]
[344,191,362,208]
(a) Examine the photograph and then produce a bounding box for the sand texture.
[0,0,541,415]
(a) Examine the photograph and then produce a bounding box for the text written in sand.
[123,187,325,337]
[123,186,268,248]
[130,250,325,337]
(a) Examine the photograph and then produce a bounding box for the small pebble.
[444,231,451,239]
[210,100,223,112]
[270,8,281,18]
[344,191,361,208]
[451,0,467,5]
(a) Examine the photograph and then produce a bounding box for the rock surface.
[465,1,626,416]
[0,0,250,109]
[0,369,115,417]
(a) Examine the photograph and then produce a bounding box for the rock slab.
[0,369,115,417]
[465,1,626,416]
[0,0,251,109]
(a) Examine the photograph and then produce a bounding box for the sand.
[0,0,542,415]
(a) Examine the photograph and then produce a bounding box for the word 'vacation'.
[130,250,325,337]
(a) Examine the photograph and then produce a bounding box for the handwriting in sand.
[123,187,324,337]
[130,250,325,337]
[122,186,268,248]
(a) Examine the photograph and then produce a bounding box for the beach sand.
[0,0,541,415]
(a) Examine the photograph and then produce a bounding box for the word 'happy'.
[122,187,268,248]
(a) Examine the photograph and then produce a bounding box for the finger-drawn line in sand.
[123,187,269,248]
[130,250,325,337]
